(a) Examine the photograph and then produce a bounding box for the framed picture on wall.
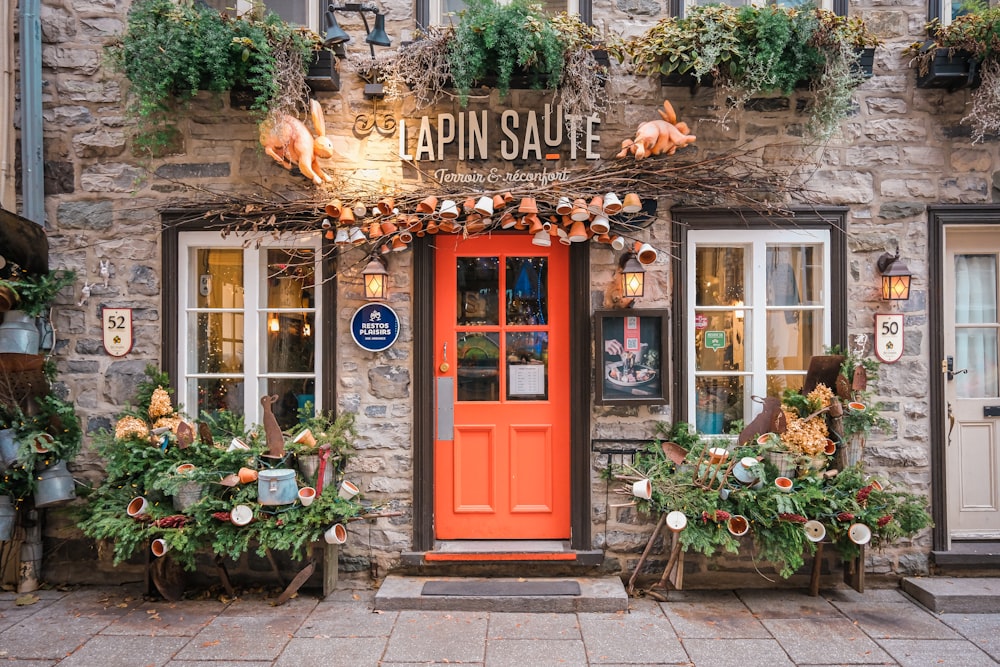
[595,309,669,405]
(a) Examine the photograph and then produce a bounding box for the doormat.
[421,580,581,597]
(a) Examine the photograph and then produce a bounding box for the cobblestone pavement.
[2,583,999,665]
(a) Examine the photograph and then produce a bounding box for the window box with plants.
[353,0,611,121]
[615,3,882,140]
[77,367,368,599]
[108,0,323,154]
[905,4,1000,141]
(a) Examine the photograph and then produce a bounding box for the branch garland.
[164,143,815,271]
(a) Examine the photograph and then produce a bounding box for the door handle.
[948,402,955,446]
[439,342,450,373]
[944,356,968,381]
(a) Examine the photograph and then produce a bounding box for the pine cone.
[836,511,855,522]
[778,513,807,523]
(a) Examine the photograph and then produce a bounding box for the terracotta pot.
[376,197,394,215]
[621,192,643,213]
[324,198,342,218]
[588,195,604,216]
[727,515,750,536]
[0,285,18,312]
[416,196,438,214]
[518,197,538,214]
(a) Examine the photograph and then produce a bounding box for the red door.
[434,233,570,539]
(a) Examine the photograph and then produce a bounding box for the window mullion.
[244,247,262,425]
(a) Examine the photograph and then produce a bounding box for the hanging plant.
[107,0,320,154]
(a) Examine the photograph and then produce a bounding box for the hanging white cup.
[632,479,652,500]
[338,480,360,500]
[151,538,169,557]
[324,522,348,544]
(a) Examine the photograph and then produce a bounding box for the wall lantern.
[620,253,645,299]
[876,251,911,301]
[362,255,389,300]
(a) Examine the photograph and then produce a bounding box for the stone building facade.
[5,0,995,587]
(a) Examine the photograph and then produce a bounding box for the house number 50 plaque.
[874,313,903,364]
[102,308,133,357]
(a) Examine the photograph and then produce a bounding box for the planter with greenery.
[906,3,1000,141]
[617,420,931,580]
[78,367,363,572]
[108,0,323,154]
[615,3,881,140]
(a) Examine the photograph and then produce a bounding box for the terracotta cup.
[727,515,750,537]
[556,197,573,215]
[526,214,544,235]
[568,220,588,243]
[293,428,316,448]
[775,476,793,493]
[637,243,658,265]
[500,212,517,229]
[368,221,383,239]
[589,215,610,235]
[416,196,438,214]
[238,467,258,484]
[474,196,494,216]
[324,522,348,544]
[570,199,590,221]
[518,197,538,214]
[804,520,826,543]
[339,207,355,224]
[603,192,623,215]
[492,194,506,210]
[324,198,342,218]
[621,192,643,213]
[298,486,316,507]
[127,496,148,518]
[588,195,605,216]
[176,463,196,475]
[424,220,440,234]
[531,230,551,247]
[151,538,169,557]
[391,236,407,252]
[377,197,394,216]
[339,480,360,500]
[439,200,459,219]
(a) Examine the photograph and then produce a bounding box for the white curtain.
[955,254,999,398]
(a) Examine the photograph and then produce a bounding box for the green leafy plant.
[0,270,76,317]
[617,3,880,140]
[107,0,320,153]
[285,405,356,459]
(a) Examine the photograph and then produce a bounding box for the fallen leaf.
[15,594,39,606]
[116,602,129,608]
[352,593,360,601]
[202,640,221,647]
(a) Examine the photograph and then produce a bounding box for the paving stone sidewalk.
[2,583,998,666]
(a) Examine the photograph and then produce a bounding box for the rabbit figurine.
[260,98,335,185]
[617,99,696,160]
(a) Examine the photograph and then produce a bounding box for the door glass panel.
[696,247,744,306]
[955,254,1000,398]
[506,332,548,400]
[696,376,742,435]
[457,257,499,325]
[267,249,315,310]
[506,257,548,325]
[196,249,243,308]
[457,332,500,401]
[956,328,999,398]
[766,309,821,370]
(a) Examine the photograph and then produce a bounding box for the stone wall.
[13,0,981,585]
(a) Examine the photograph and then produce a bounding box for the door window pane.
[457,332,500,401]
[695,311,741,371]
[457,257,499,325]
[506,332,548,400]
[506,257,547,325]
[192,377,245,420]
[266,312,315,373]
[264,378,317,430]
[956,328,1000,398]
[196,312,244,373]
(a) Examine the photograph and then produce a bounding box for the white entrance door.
[944,227,1000,540]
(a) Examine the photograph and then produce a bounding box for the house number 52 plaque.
[102,307,133,357]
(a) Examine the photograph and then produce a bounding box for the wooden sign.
[102,308,133,357]
[874,313,904,364]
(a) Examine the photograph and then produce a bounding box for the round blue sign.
[350,303,400,352]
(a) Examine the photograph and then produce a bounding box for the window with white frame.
[427,0,583,27]
[177,232,322,430]
[686,228,831,435]
[202,0,322,32]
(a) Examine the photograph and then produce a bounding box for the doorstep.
[401,540,603,565]
[903,576,1000,614]
[374,574,628,612]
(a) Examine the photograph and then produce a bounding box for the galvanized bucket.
[296,454,333,490]
[172,481,204,511]
[0,495,15,541]
[0,310,40,355]
[34,460,76,508]
[257,468,297,505]
[0,428,19,469]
